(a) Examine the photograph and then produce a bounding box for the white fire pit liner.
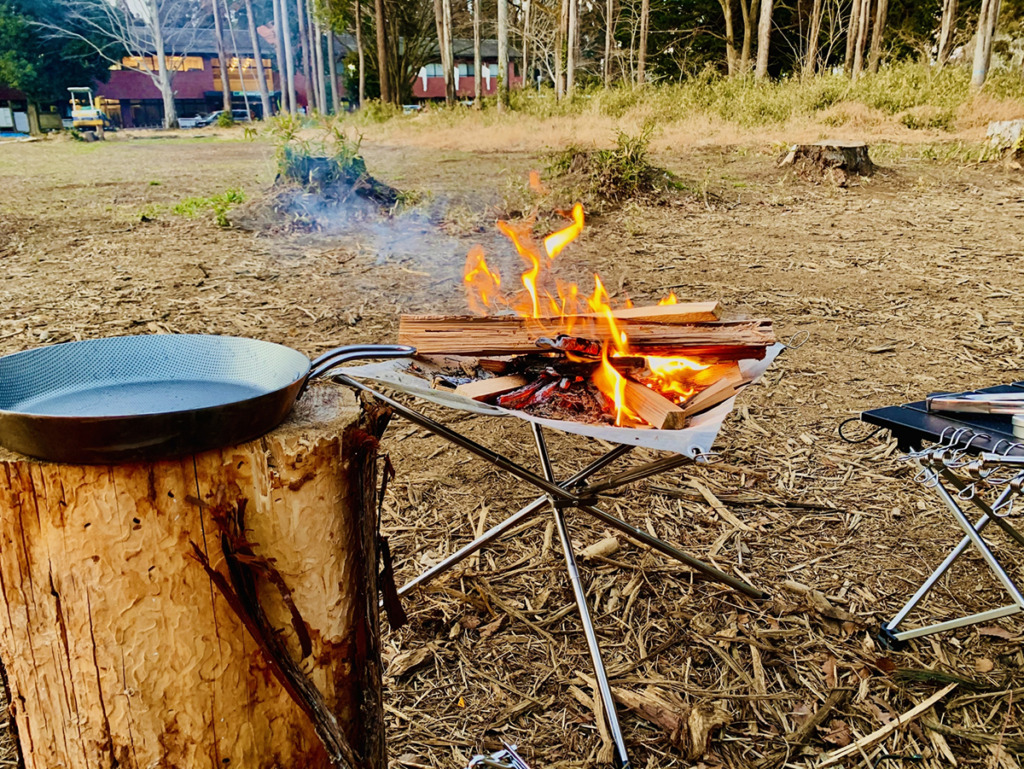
[338,344,783,457]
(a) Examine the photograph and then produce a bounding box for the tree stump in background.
[0,385,387,769]
[779,141,875,185]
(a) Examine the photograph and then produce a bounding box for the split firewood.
[622,379,688,429]
[399,312,775,356]
[681,364,748,417]
[580,536,621,560]
[455,375,529,402]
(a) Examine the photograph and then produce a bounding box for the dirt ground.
[1,128,1023,768]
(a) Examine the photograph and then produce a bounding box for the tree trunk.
[804,0,823,76]
[245,0,273,117]
[867,0,888,73]
[354,0,365,108]
[278,0,298,112]
[443,0,455,102]
[604,0,614,86]
[295,0,312,111]
[522,0,531,92]
[554,0,566,98]
[852,0,871,79]
[739,0,760,73]
[327,27,340,113]
[718,0,737,75]
[566,0,577,95]
[147,0,178,128]
[971,0,1001,87]
[224,0,254,119]
[0,387,387,769]
[272,0,289,111]
[213,0,233,111]
[433,0,454,104]
[755,0,773,78]
[937,0,958,66]
[374,0,390,103]
[497,0,509,110]
[844,0,861,74]
[473,0,482,103]
[638,0,649,83]
[315,22,328,113]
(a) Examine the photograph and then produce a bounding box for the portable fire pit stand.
[861,386,1024,648]
[335,371,769,769]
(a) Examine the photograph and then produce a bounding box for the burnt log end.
[779,141,874,183]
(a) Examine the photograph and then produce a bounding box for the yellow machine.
[68,87,113,132]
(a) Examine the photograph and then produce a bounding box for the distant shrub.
[217,111,235,128]
[173,188,246,226]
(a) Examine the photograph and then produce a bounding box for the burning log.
[622,380,688,429]
[399,313,775,357]
[682,364,747,417]
[455,374,530,401]
[0,387,387,769]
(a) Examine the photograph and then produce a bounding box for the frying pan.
[0,335,414,464]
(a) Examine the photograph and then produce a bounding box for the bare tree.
[39,0,207,128]
[637,0,649,82]
[243,0,273,116]
[276,0,298,110]
[522,0,531,91]
[852,0,871,78]
[211,0,232,110]
[314,19,327,111]
[844,0,861,73]
[222,0,253,117]
[293,0,312,110]
[604,0,614,85]
[554,0,566,97]
[755,0,773,78]
[433,0,454,103]
[738,0,760,72]
[374,0,391,102]
[867,0,887,72]
[971,0,1002,86]
[566,0,577,94]
[804,0,823,75]
[937,0,958,65]
[326,24,340,112]
[716,0,738,74]
[497,0,509,109]
[354,0,365,107]
[271,0,289,110]
[473,0,482,103]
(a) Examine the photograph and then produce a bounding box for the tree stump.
[0,385,387,769]
[779,141,875,185]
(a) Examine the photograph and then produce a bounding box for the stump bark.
[0,385,387,769]
[779,141,874,184]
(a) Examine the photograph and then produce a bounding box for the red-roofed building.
[412,39,524,100]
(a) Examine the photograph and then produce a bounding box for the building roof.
[451,38,521,60]
[127,26,275,56]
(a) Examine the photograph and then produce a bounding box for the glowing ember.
[462,191,709,425]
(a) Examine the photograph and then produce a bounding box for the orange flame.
[462,192,712,425]
[529,170,549,195]
[544,203,585,260]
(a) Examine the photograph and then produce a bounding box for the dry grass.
[0,132,1022,768]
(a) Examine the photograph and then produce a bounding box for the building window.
[423,63,444,77]
[457,63,474,77]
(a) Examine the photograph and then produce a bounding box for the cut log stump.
[779,141,875,184]
[0,385,387,769]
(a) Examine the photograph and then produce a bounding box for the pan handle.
[302,344,416,392]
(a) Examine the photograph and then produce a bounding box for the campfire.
[399,204,775,429]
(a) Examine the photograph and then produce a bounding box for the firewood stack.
[398,301,775,430]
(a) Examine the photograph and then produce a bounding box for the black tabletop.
[861,382,1024,455]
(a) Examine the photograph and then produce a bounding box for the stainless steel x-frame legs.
[337,374,766,768]
[880,461,1024,646]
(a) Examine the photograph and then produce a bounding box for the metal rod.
[894,604,1023,642]
[583,453,693,495]
[397,444,633,596]
[533,424,630,769]
[886,475,1020,632]
[577,502,768,599]
[942,470,1024,549]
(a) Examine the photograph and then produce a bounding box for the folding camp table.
[860,384,1024,648]
[336,346,783,769]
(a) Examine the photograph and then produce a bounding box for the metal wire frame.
[336,373,766,768]
[880,461,1024,647]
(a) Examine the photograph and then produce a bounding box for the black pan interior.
[0,335,310,418]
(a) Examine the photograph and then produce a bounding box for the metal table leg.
[882,464,1024,645]
[533,424,631,769]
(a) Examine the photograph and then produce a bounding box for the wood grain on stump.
[0,385,387,769]
[779,141,874,184]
